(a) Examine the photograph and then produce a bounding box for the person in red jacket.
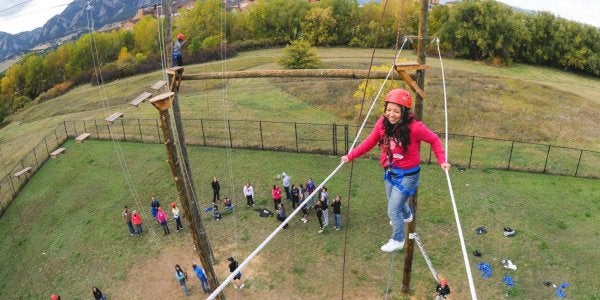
[271,185,282,212]
[131,210,143,236]
[341,89,450,252]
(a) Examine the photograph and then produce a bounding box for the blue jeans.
[384,172,420,241]
[126,222,135,235]
[334,213,342,229]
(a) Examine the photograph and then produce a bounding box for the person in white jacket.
[243,181,255,206]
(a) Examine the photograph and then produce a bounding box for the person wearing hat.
[172,33,187,67]
[341,88,450,252]
[171,202,183,232]
[435,278,451,299]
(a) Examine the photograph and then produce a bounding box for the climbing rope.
[412,232,440,283]
[436,38,478,299]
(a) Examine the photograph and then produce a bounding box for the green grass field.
[0,47,599,299]
[0,141,599,299]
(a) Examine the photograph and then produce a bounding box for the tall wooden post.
[401,0,429,295]
[149,93,224,299]
[159,1,222,298]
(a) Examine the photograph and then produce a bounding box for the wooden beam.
[396,69,426,99]
[182,69,395,80]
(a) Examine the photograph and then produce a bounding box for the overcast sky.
[0,0,599,35]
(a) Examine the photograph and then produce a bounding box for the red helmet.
[440,278,447,285]
[177,33,184,40]
[384,89,412,108]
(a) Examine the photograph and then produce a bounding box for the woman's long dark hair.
[383,103,414,152]
[175,264,183,275]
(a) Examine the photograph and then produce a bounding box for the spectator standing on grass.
[321,187,330,227]
[277,203,289,229]
[157,207,170,235]
[193,263,211,293]
[123,206,135,236]
[281,172,291,200]
[92,286,106,300]
[272,185,282,212]
[332,195,342,230]
[150,194,160,222]
[211,177,221,203]
[315,199,324,233]
[131,210,143,236]
[306,178,316,208]
[243,181,255,206]
[175,264,191,296]
[299,192,308,223]
[228,256,245,289]
[341,88,450,252]
[171,202,183,232]
[291,184,300,209]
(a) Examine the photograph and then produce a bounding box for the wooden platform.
[129,92,153,107]
[14,167,32,178]
[75,132,91,143]
[166,66,184,75]
[50,147,66,158]
[150,80,167,90]
[105,112,124,123]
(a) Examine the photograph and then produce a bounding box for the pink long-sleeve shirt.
[346,116,446,169]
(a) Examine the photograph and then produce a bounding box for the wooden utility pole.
[149,92,223,300]
[401,0,429,295]
[158,0,222,299]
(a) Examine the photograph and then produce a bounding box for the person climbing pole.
[341,88,450,252]
[172,33,187,67]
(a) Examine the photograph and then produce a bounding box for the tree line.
[0,0,598,123]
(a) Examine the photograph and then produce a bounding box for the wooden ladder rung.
[150,80,167,90]
[129,92,153,106]
[105,112,124,123]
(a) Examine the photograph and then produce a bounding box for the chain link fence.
[0,118,598,217]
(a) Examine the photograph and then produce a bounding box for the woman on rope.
[341,88,450,252]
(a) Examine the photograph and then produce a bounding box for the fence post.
[345,125,349,154]
[156,119,162,144]
[83,120,88,133]
[33,148,39,169]
[73,121,78,136]
[543,145,551,173]
[55,128,60,145]
[294,123,299,153]
[107,123,112,140]
[200,119,206,146]
[575,149,583,177]
[507,141,515,171]
[8,173,16,196]
[95,120,99,140]
[121,119,126,141]
[468,136,475,168]
[63,121,68,138]
[44,138,50,155]
[332,124,336,155]
[138,118,144,142]
[259,121,264,150]
[227,120,233,148]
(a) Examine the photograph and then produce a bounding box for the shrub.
[277,40,321,69]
